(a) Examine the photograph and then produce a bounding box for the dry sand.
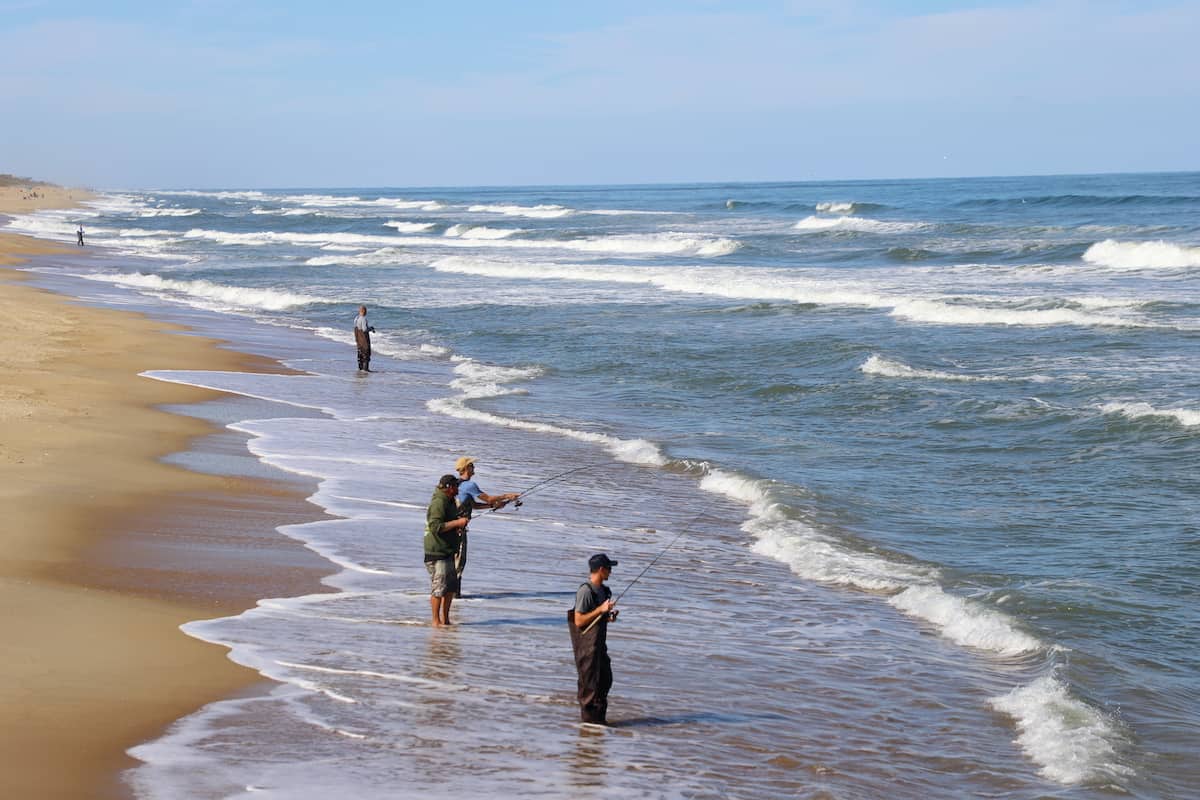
[1,189,332,798]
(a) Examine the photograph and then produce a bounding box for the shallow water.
[8,173,1199,798]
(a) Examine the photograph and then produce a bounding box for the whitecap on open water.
[8,173,1198,798]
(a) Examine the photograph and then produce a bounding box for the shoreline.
[1,197,334,798]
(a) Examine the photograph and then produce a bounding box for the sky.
[1,0,1197,188]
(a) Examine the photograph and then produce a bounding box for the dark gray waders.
[354,326,371,371]
[567,608,612,725]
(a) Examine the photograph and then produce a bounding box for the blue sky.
[1,1,1197,188]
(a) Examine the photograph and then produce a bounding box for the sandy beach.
[1,185,332,799]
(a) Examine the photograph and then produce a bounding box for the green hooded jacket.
[424,489,462,559]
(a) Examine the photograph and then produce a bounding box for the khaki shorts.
[426,557,460,598]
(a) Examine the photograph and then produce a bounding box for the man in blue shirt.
[453,457,520,591]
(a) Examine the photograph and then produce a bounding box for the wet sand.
[0,190,333,799]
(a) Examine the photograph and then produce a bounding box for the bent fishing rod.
[485,460,616,513]
[581,505,712,634]
[339,462,617,516]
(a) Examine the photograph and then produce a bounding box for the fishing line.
[581,504,713,634]
[485,460,616,512]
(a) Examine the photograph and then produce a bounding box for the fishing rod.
[485,460,615,512]
[337,463,614,517]
[581,505,712,634]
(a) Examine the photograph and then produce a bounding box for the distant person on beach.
[568,553,619,725]
[353,305,375,372]
[425,474,469,626]
[76,225,84,247]
[453,456,520,591]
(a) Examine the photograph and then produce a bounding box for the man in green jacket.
[425,474,469,626]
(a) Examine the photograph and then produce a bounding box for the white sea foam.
[861,355,1007,382]
[444,224,523,239]
[1083,239,1200,270]
[694,464,1044,656]
[78,272,321,311]
[448,358,544,399]
[430,394,667,466]
[795,215,925,233]
[289,194,444,211]
[383,221,436,233]
[468,203,573,219]
[251,207,320,216]
[183,227,738,258]
[137,208,201,217]
[750,515,924,592]
[1098,402,1200,428]
[888,585,1042,655]
[3,210,98,241]
[116,227,177,238]
[430,257,1156,330]
[306,247,413,267]
[152,189,270,201]
[309,326,442,361]
[183,228,401,248]
[990,675,1133,785]
[155,190,445,211]
[890,299,1151,329]
[428,365,667,467]
[815,201,856,213]
[698,468,775,507]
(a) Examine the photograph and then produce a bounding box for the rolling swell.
[956,193,1200,209]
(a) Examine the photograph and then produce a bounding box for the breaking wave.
[693,468,1045,655]
[695,465,1128,785]
[430,258,1154,329]
[1098,402,1200,428]
[383,221,437,233]
[137,208,201,217]
[795,215,927,234]
[813,201,887,214]
[990,675,1133,786]
[429,395,667,467]
[860,355,1010,382]
[251,207,322,216]
[468,203,573,219]
[959,193,1200,209]
[889,298,1152,329]
[1082,239,1200,270]
[76,272,322,311]
[181,227,738,257]
[305,247,411,267]
[444,224,523,239]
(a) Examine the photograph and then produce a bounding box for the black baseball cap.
[437,474,461,489]
[588,553,618,571]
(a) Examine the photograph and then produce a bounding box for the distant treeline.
[0,174,53,188]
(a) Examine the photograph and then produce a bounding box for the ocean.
[7,172,1198,799]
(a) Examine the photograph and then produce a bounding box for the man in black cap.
[567,553,619,724]
[424,474,469,626]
